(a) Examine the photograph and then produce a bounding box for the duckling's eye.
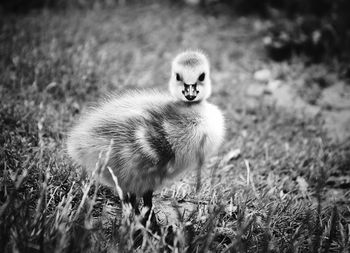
[198,73,205,82]
[176,73,181,82]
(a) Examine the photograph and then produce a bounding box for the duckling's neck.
[180,99,206,107]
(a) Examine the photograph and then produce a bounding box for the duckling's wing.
[67,90,171,167]
[89,105,176,194]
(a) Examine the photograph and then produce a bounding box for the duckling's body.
[68,90,224,195]
[67,50,225,220]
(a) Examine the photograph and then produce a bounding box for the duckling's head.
[169,50,211,103]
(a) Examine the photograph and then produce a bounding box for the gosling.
[67,50,225,220]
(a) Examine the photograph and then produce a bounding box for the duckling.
[67,50,225,220]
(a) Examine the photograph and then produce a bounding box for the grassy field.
[1,2,350,252]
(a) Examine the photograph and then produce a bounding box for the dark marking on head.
[178,53,204,67]
[180,57,200,67]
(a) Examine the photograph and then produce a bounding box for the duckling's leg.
[124,192,140,215]
[125,192,142,248]
[142,190,153,221]
[142,190,160,233]
[196,135,207,192]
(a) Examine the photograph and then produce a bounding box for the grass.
[1,2,350,252]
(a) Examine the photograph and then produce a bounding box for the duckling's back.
[67,90,225,195]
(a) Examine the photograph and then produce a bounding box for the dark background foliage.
[1,0,349,62]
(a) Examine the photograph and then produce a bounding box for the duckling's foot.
[132,212,160,249]
[165,225,175,247]
[132,229,143,249]
[123,192,140,215]
[141,190,160,234]
[142,210,161,235]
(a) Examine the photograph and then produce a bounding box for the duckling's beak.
[182,83,199,101]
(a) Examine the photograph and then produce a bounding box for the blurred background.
[2,0,350,62]
[1,0,350,62]
[1,1,350,252]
